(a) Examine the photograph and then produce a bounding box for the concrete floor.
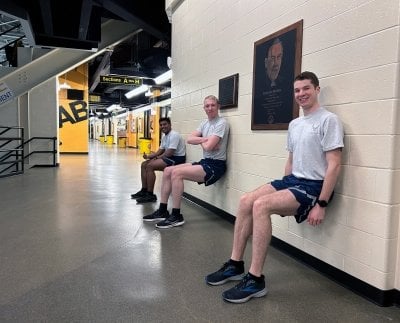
[0,141,399,322]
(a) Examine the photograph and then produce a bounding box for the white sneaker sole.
[156,220,185,228]
[223,288,268,304]
[143,217,166,222]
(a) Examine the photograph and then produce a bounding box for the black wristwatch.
[316,199,328,207]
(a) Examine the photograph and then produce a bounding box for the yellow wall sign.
[100,75,142,86]
[59,64,89,153]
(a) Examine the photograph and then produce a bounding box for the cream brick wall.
[166,0,400,291]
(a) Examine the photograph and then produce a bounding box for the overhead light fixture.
[160,88,171,96]
[125,85,149,99]
[154,70,172,84]
[154,98,171,107]
[132,104,152,114]
[116,111,128,119]
[106,104,120,112]
[59,74,71,90]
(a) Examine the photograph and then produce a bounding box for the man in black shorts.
[205,71,344,303]
[142,95,230,228]
[131,117,186,203]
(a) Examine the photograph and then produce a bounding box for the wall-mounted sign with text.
[0,81,14,106]
[100,75,142,86]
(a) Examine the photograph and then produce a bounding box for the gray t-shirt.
[287,107,344,180]
[196,116,229,160]
[160,130,186,156]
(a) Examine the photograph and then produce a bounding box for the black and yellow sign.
[100,75,142,86]
[89,94,101,102]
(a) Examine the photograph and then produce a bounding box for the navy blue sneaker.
[131,190,146,199]
[205,261,245,286]
[136,193,157,204]
[143,209,169,222]
[155,213,185,228]
[222,273,267,303]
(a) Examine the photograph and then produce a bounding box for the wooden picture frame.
[218,73,239,108]
[251,20,303,130]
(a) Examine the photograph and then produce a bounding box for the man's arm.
[187,130,206,145]
[284,152,293,176]
[201,135,220,151]
[187,129,222,151]
[307,148,342,226]
[158,148,176,158]
[318,148,342,202]
[144,149,165,160]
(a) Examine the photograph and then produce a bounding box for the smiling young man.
[131,117,186,204]
[143,95,230,228]
[205,71,344,303]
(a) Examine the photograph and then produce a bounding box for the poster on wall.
[251,20,303,130]
[138,117,143,133]
[131,118,136,133]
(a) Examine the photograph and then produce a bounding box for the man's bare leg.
[231,184,277,262]
[160,163,191,203]
[169,164,205,208]
[249,189,299,276]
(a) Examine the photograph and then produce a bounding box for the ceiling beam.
[102,0,169,42]
[78,0,93,40]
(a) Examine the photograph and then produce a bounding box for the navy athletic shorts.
[270,174,324,223]
[192,158,227,186]
[162,155,186,167]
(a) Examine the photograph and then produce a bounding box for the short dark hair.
[294,71,319,87]
[159,117,171,125]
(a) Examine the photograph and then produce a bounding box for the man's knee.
[239,192,253,206]
[163,165,174,177]
[252,198,271,215]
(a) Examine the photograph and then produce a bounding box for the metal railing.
[24,136,57,167]
[0,126,24,178]
[0,126,57,178]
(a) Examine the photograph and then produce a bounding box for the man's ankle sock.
[248,272,264,282]
[171,208,180,216]
[159,203,168,213]
[229,259,244,269]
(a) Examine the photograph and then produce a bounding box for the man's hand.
[307,205,326,226]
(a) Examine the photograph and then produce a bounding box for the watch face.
[318,200,328,207]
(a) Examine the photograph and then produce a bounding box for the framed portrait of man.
[251,20,303,130]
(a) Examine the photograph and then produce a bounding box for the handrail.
[24,136,57,167]
[0,126,24,178]
[0,126,57,178]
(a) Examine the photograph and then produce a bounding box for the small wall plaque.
[218,73,239,108]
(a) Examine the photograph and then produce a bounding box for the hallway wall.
[166,0,400,293]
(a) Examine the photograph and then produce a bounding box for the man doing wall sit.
[143,95,230,229]
[131,117,186,204]
[205,71,344,304]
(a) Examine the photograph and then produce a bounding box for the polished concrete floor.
[0,141,399,322]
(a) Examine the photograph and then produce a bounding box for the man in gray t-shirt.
[131,117,186,204]
[206,71,344,304]
[143,95,230,228]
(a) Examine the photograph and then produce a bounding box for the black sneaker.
[205,261,245,286]
[222,273,267,304]
[136,194,157,204]
[143,209,169,222]
[155,213,185,229]
[131,190,146,199]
